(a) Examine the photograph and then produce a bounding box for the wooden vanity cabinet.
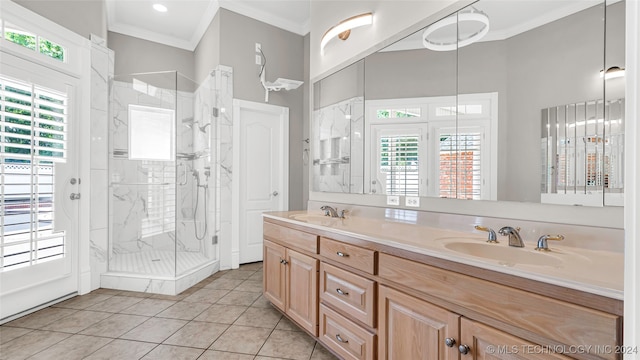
[378,285,460,360]
[263,218,622,360]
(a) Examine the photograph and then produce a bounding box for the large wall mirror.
[311,0,625,208]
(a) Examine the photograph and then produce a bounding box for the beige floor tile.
[41,310,111,334]
[250,295,272,309]
[274,316,303,332]
[247,272,263,281]
[156,301,211,320]
[163,321,228,349]
[90,288,123,296]
[233,306,281,329]
[203,278,244,291]
[52,293,114,310]
[79,313,149,338]
[85,295,144,313]
[83,339,156,360]
[194,304,248,324]
[0,330,70,359]
[216,291,260,306]
[120,317,187,343]
[239,262,262,271]
[0,326,32,345]
[209,325,271,355]
[5,307,78,329]
[218,270,255,280]
[141,344,204,359]
[120,298,176,316]
[197,350,254,360]
[182,288,230,304]
[254,357,290,360]
[310,342,339,360]
[116,290,154,298]
[149,286,199,301]
[232,280,262,293]
[27,334,111,360]
[257,330,315,360]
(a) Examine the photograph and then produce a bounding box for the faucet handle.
[339,209,349,219]
[474,225,498,243]
[535,234,564,251]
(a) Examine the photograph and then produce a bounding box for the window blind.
[1,75,67,271]
[439,132,482,200]
[380,135,420,196]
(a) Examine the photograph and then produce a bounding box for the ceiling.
[105,0,310,51]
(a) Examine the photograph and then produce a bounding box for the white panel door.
[1,53,80,321]
[235,100,288,264]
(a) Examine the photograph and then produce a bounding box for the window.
[2,22,66,62]
[1,74,68,271]
[128,105,175,161]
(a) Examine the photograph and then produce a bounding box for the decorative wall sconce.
[600,66,625,80]
[321,12,373,55]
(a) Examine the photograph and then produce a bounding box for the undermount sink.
[443,241,563,267]
[288,213,340,223]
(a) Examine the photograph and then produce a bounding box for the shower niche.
[104,69,228,294]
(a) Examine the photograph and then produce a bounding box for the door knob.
[272,191,279,196]
[69,178,77,185]
[70,193,81,200]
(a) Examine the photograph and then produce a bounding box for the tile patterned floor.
[0,263,339,360]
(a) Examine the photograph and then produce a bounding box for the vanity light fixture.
[153,3,168,12]
[321,12,373,55]
[600,66,625,80]
[423,8,489,51]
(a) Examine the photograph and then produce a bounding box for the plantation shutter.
[438,130,482,200]
[1,74,68,270]
[380,134,420,196]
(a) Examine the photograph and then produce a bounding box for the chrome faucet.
[320,205,347,219]
[499,226,524,247]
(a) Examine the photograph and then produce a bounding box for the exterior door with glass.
[1,53,79,321]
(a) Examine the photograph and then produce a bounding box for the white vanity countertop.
[264,210,624,301]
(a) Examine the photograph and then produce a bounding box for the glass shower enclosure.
[107,71,217,292]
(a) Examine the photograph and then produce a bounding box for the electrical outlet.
[387,195,400,206]
[255,43,261,52]
[255,54,262,65]
[405,196,420,207]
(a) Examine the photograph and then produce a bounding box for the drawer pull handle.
[459,344,470,355]
[335,334,348,343]
[444,337,456,347]
[336,288,349,296]
[336,251,349,257]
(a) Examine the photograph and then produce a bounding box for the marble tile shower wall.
[89,36,114,290]
[312,96,364,193]
[212,66,234,270]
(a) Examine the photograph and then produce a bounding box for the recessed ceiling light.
[153,4,168,12]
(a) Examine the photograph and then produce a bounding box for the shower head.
[198,123,211,133]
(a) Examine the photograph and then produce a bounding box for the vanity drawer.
[320,262,376,327]
[320,237,376,274]
[319,304,376,360]
[263,222,319,254]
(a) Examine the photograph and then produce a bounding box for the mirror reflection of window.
[128,105,175,161]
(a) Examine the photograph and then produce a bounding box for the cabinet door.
[286,249,319,336]
[263,240,286,311]
[459,318,572,360]
[379,285,460,360]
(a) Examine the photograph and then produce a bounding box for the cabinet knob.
[444,337,456,347]
[282,260,288,265]
[336,251,349,257]
[335,334,348,343]
[458,344,470,355]
[336,288,349,296]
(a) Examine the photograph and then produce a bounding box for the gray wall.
[194,12,221,84]
[11,0,107,40]
[218,9,306,211]
[108,32,195,80]
[314,60,365,109]
[360,2,624,203]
